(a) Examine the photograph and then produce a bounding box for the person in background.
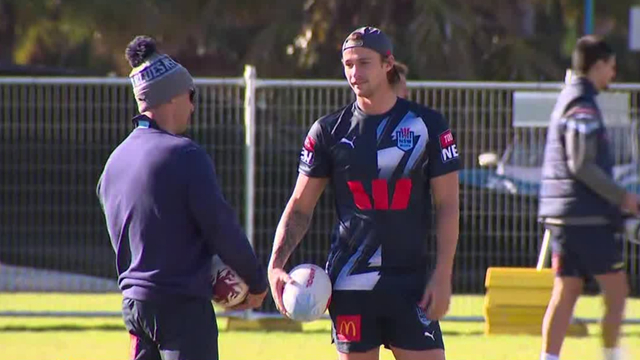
[538,35,638,360]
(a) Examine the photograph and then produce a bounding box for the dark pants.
[122,297,218,360]
[546,224,624,278]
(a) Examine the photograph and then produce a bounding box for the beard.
[351,81,376,98]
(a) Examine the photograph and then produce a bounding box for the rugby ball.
[211,255,249,307]
[282,264,332,322]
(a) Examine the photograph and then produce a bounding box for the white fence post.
[243,66,257,249]
[242,65,257,319]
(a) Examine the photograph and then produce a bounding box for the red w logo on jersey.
[347,179,412,210]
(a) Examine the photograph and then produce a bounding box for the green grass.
[0,292,635,318]
[0,294,639,360]
[0,293,124,313]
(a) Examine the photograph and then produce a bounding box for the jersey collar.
[132,114,162,130]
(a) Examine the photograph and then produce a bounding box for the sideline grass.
[0,294,638,360]
[0,320,638,360]
[4,292,634,316]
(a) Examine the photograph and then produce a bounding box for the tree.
[0,0,16,65]
[3,0,640,80]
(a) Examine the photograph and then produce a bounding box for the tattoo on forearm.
[272,210,311,267]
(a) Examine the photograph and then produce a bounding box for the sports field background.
[0,293,638,360]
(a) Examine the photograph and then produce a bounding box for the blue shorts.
[546,224,624,278]
[328,273,445,353]
[122,297,218,360]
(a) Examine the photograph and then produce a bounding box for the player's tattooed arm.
[268,175,327,315]
[268,175,328,270]
[270,209,312,268]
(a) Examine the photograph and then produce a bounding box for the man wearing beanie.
[268,27,459,360]
[97,35,267,360]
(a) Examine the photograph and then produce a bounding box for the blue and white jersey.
[298,98,460,291]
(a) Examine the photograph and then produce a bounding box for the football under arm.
[186,148,267,294]
[430,171,460,277]
[268,174,329,270]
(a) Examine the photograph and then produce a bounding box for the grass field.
[0,294,638,360]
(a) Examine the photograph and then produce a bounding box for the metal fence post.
[242,65,257,319]
[243,65,257,250]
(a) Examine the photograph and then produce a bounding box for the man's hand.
[418,270,452,320]
[621,192,640,216]
[266,175,327,317]
[229,289,268,311]
[268,267,294,317]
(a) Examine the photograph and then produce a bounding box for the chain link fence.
[1,76,639,315]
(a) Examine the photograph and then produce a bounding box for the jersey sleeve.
[298,120,332,177]
[426,113,461,178]
[563,104,626,206]
[184,146,268,294]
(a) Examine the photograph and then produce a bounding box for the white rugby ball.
[211,255,249,307]
[282,264,332,322]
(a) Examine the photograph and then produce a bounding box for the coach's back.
[97,117,213,301]
[98,116,266,302]
[97,35,266,360]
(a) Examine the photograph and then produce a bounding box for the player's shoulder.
[402,99,448,129]
[563,100,602,134]
[178,139,210,162]
[117,129,199,158]
[314,103,353,129]
[307,103,354,142]
[565,100,600,121]
[149,135,208,166]
[159,134,201,154]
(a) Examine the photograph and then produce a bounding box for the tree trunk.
[0,0,16,64]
